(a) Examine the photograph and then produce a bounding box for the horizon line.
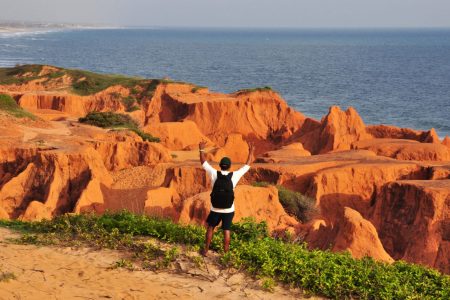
[1,19,450,31]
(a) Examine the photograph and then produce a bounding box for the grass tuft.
[191,86,207,93]
[251,182,318,223]
[0,94,36,119]
[66,69,145,96]
[0,271,16,282]
[236,86,273,94]
[79,112,160,142]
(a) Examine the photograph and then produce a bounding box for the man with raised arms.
[199,140,255,256]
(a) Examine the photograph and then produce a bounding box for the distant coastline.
[0,21,119,36]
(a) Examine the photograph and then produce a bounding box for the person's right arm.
[231,143,254,186]
[199,140,207,165]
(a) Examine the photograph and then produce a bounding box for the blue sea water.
[1,28,449,137]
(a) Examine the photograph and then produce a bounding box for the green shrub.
[47,71,65,79]
[0,65,43,84]
[110,259,135,271]
[251,181,271,187]
[236,86,273,94]
[191,86,206,93]
[276,186,318,223]
[2,212,449,299]
[223,238,450,299]
[120,96,136,111]
[79,111,138,128]
[230,217,268,242]
[251,182,318,223]
[67,69,144,96]
[79,112,159,142]
[131,128,160,143]
[0,94,36,119]
[120,95,141,112]
[127,105,141,112]
[261,277,276,292]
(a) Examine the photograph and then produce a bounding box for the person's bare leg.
[202,226,214,256]
[223,230,231,252]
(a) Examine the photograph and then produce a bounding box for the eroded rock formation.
[371,180,450,273]
[1,65,449,273]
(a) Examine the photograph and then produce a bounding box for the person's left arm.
[232,143,254,184]
[245,143,255,165]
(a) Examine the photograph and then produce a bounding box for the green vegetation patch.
[0,212,448,299]
[191,85,207,93]
[0,64,43,85]
[79,111,160,142]
[0,94,36,119]
[223,237,450,299]
[276,185,318,223]
[0,64,163,97]
[0,65,200,101]
[236,86,273,94]
[252,182,318,223]
[120,96,141,112]
[66,69,147,96]
[79,111,138,128]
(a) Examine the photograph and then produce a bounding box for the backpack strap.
[217,171,233,179]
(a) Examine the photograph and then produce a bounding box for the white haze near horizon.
[1,0,450,28]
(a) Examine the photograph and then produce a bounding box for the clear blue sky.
[1,0,449,28]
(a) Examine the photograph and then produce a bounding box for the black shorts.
[206,211,235,230]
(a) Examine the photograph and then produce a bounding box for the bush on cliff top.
[252,182,318,223]
[1,212,448,299]
[79,111,138,128]
[79,111,160,142]
[0,94,36,119]
[236,86,273,94]
[276,185,318,223]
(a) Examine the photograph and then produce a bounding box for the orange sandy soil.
[0,228,320,300]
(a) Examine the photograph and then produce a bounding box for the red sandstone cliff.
[1,65,449,274]
[144,84,305,152]
[370,180,450,273]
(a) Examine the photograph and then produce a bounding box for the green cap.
[219,157,231,167]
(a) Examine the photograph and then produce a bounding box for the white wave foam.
[0,28,62,38]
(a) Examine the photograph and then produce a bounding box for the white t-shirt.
[202,161,250,213]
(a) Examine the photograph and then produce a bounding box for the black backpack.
[210,171,234,209]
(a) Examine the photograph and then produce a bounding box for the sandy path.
[21,120,71,143]
[0,228,315,300]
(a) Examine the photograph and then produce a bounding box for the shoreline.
[0,25,119,37]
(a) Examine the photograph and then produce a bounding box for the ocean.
[1,28,449,138]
